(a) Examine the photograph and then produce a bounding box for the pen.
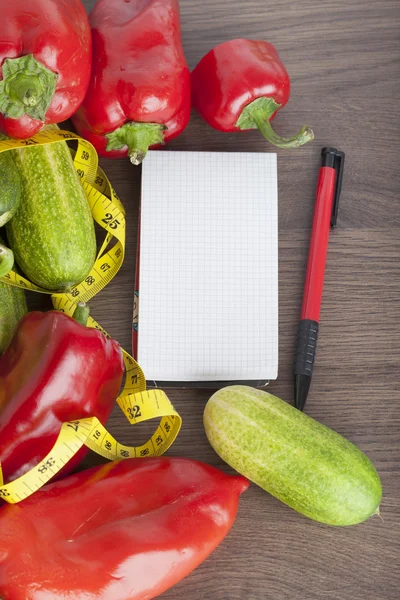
[294,147,345,411]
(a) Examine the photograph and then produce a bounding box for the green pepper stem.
[0,54,58,121]
[8,74,42,107]
[0,243,14,278]
[72,302,90,327]
[252,111,314,149]
[106,121,167,165]
[236,97,314,149]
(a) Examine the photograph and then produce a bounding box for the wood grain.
[30,0,400,598]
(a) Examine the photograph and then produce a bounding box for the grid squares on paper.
[137,150,278,382]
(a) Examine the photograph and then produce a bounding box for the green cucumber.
[204,386,382,526]
[6,131,96,290]
[0,242,14,278]
[0,149,22,227]
[0,238,27,354]
[0,280,27,354]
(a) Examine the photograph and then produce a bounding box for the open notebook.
[133,151,278,387]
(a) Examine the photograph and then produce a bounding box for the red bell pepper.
[0,457,249,600]
[72,0,191,164]
[0,310,124,483]
[191,38,314,149]
[0,0,92,139]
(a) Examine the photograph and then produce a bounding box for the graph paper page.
[137,151,278,382]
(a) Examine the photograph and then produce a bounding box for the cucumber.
[0,149,22,227]
[6,132,96,290]
[0,280,27,354]
[0,242,14,278]
[0,239,27,354]
[204,386,382,526]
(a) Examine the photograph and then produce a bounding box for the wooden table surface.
[30,0,399,598]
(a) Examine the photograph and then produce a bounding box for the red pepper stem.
[236,97,314,149]
[252,111,314,149]
[72,302,90,327]
[105,122,167,165]
[0,55,58,121]
[0,243,14,278]
[8,75,41,107]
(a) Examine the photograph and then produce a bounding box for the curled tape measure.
[0,129,182,504]
[0,394,181,504]
[0,128,124,303]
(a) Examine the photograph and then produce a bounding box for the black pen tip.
[294,374,312,412]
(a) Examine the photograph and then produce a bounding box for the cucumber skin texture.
[6,141,96,291]
[0,150,22,227]
[204,385,382,526]
[0,280,27,354]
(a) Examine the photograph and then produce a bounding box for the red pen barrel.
[295,147,344,410]
[301,166,337,322]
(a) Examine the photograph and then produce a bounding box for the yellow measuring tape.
[0,129,181,504]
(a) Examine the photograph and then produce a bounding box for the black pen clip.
[321,147,345,229]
